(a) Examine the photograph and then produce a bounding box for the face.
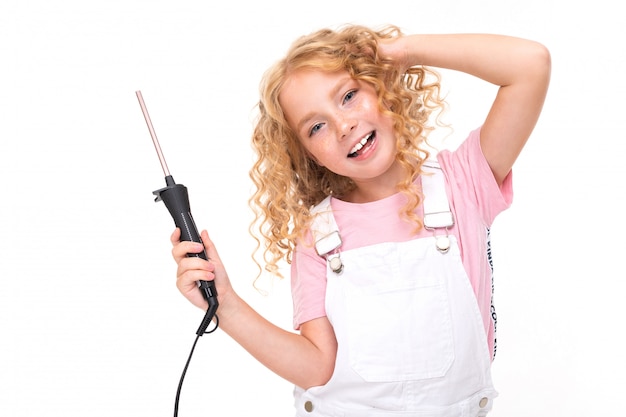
[279,69,401,200]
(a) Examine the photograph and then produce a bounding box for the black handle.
[154,176,219,333]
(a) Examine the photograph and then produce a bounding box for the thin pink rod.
[136,90,171,177]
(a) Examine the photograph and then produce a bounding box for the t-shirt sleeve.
[438,127,513,227]
[290,231,328,330]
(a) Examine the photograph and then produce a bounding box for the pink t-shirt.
[290,127,513,357]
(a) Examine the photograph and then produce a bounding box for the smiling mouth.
[347,132,375,158]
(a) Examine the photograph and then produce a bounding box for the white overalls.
[293,162,497,417]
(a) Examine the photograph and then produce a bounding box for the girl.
[171,25,551,416]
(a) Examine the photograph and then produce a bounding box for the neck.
[343,162,405,203]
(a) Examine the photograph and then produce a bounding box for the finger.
[172,240,205,263]
[175,268,212,310]
[176,255,213,276]
[177,263,214,285]
[200,230,223,264]
[170,227,181,245]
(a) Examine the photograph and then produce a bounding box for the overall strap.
[310,196,344,273]
[421,160,455,252]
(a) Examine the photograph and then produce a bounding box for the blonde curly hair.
[249,24,446,278]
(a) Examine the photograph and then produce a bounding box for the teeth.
[349,133,372,155]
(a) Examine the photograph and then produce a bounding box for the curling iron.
[136,91,220,416]
[136,90,218,335]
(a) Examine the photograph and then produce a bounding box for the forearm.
[216,293,335,389]
[172,231,336,389]
[392,33,549,87]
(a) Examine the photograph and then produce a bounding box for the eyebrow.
[295,75,352,135]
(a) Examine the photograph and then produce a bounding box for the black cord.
[174,314,219,417]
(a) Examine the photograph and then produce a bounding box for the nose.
[337,113,356,141]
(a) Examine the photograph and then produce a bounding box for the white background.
[1,0,624,416]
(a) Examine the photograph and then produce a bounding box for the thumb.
[200,229,222,264]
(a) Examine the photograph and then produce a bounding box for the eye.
[309,122,324,137]
[342,89,357,104]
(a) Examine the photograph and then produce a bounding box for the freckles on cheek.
[305,142,331,167]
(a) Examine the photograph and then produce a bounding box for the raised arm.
[380,33,551,185]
